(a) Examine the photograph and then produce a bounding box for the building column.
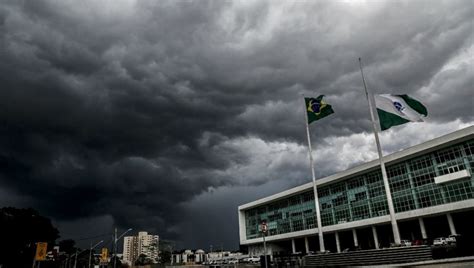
[405,163,420,209]
[352,229,359,248]
[335,232,341,253]
[291,239,296,254]
[372,226,379,249]
[345,183,354,221]
[418,218,427,239]
[431,155,447,202]
[447,213,457,235]
[363,176,373,217]
[459,143,474,187]
[331,204,336,225]
[304,237,309,254]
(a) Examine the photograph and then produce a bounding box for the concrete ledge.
[352,255,474,267]
[435,169,471,184]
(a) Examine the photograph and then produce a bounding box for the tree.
[134,254,152,266]
[107,255,122,267]
[0,207,60,268]
[74,249,93,268]
[159,240,174,264]
[160,250,171,264]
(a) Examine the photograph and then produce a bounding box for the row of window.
[245,191,317,239]
[245,140,474,239]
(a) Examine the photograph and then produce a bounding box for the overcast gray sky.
[0,0,473,250]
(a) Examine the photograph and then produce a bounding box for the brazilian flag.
[305,95,334,124]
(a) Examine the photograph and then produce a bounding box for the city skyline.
[123,231,159,264]
[0,0,472,250]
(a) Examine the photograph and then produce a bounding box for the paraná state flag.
[305,95,334,124]
[375,94,428,131]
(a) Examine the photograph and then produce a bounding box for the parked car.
[317,250,331,254]
[228,259,238,264]
[247,257,260,263]
[433,237,448,246]
[400,240,412,246]
[446,234,461,244]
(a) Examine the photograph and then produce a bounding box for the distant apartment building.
[123,231,159,264]
[123,236,137,264]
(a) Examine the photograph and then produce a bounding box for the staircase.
[303,246,433,267]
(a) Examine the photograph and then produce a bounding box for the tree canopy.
[0,207,59,268]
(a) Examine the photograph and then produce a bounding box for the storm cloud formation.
[0,0,472,249]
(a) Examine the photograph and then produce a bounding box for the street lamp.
[88,240,104,268]
[114,228,133,268]
[73,248,86,268]
[72,250,79,268]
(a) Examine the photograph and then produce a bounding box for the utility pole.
[113,228,117,268]
[73,248,78,268]
[88,240,103,268]
[113,227,133,268]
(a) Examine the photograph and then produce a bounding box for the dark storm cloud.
[0,0,472,249]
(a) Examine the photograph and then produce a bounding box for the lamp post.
[88,240,104,268]
[113,228,133,268]
[73,249,78,268]
[73,247,91,268]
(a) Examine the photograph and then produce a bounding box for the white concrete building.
[123,236,137,265]
[239,126,474,255]
[194,249,205,263]
[137,231,159,262]
[122,231,159,264]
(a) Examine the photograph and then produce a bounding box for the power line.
[61,232,113,241]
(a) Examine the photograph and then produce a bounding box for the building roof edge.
[238,125,474,210]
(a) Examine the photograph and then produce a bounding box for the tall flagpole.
[302,95,325,252]
[358,58,401,245]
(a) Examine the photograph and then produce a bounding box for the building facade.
[122,231,159,264]
[137,231,159,261]
[123,236,137,264]
[239,126,474,255]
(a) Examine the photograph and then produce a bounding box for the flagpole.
[358,58,401,245]
[302,95,325,252]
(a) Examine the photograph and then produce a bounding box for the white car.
[446,234,461,244]
[433,237,447,246]
[248,257,260,263]
[400,240,412,246]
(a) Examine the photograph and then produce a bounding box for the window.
[333,194,348,206]
[244,139,474,240]
[348,177,364,189]
[245,191,317,239]
[393,192,416,212]
[354,191,367,201]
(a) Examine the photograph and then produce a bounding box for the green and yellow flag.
[305,95,334,124]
